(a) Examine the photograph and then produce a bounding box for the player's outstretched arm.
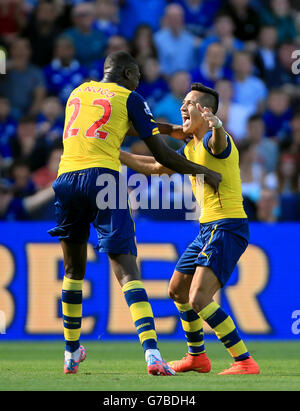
[127,123,187,141]
[199,105,227,155]
[120,150,173,176]
[143,133,222,193]
[125,91,220,191]
[156,122,187,141]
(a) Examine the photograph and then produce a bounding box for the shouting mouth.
[182,114,190,128]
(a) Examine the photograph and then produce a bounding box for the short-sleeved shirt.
[0,64,45,118]
[177,131,247,223]
[58,81,159,176]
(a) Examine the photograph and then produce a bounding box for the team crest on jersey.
[144,102,153,117]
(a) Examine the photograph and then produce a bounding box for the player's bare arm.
[127,122,187,141]
[120,150,222,195]
[143,133,221,193]
[119,150,173,175]
[156,122,187,140]
[199,105,227,155]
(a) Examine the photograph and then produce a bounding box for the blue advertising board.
[0,221,300,341]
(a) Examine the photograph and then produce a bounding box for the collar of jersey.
[188,131,212,151]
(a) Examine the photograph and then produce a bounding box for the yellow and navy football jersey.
[57,81,159,177]
[177,132,247,223]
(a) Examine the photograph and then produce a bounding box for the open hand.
[197,104,220,128]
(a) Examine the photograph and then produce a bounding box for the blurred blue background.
[0,0,300,342]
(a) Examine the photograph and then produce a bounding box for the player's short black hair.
[190,83,219,114]
[104,51,137,72]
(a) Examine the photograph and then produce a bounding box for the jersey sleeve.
[126,91,160,139]
[202,131,231,159]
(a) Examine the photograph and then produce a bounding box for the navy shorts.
[175,218,249,286]
[48,167,137,255]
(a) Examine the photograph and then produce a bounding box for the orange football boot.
[168,352,211,373]
[218,356,260,375]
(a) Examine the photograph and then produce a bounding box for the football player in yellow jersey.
[120,83,260,375]
[48,52,222,375]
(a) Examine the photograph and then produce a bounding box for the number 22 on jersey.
[63,97,112,140]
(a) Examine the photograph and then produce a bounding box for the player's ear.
[124,67,131,80]
[196,103,204,113]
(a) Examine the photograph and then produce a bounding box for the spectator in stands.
[33,144,63,189]
[0,38,46,120]
[239,139,264,205]
[254,25,278,86]
[0,0,298,222]
[131,25,158,67]
[154,71,191,128]
[289,109,300,157]
[256,188,279,222]
[0,0,26,43]
[0,177,54,221]
[259,0,298,44]
[264,152,300,220]
[93,0,120,39]
[215,78,252,141]
[231,51,268,114]
[154,3,196,76]
[63,2,107,68]
[0,96,17,168]
[21,0,61,67]
[265,152,299,194]
[173,0,221,37]
[262,88,293,142]
[11,116,49,171]
[119,0,166,39]
[190,42,232,89]
[10,159,36,198]
[43,36,88,105]
[0,178,27,220]
[105,34,130,55]
[36,96,64,145]
[89,34,130,80]
[137,57,169,109]
[247,114,279,174]
[219,0,261,43]
[268,42,300,91]
[197,13,244,66]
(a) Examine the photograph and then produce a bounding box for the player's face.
[180,91,204,134]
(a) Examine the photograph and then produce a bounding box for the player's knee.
[189,289,209,313]
[168,284,186,303]
[189,297,203,314]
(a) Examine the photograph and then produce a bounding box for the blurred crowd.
[0,0,300,222]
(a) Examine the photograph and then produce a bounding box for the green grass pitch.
[0,341,299,391]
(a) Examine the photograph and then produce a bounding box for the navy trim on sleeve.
[126,91,158,140]
[202,131,231,159]
[176,144,186,158]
